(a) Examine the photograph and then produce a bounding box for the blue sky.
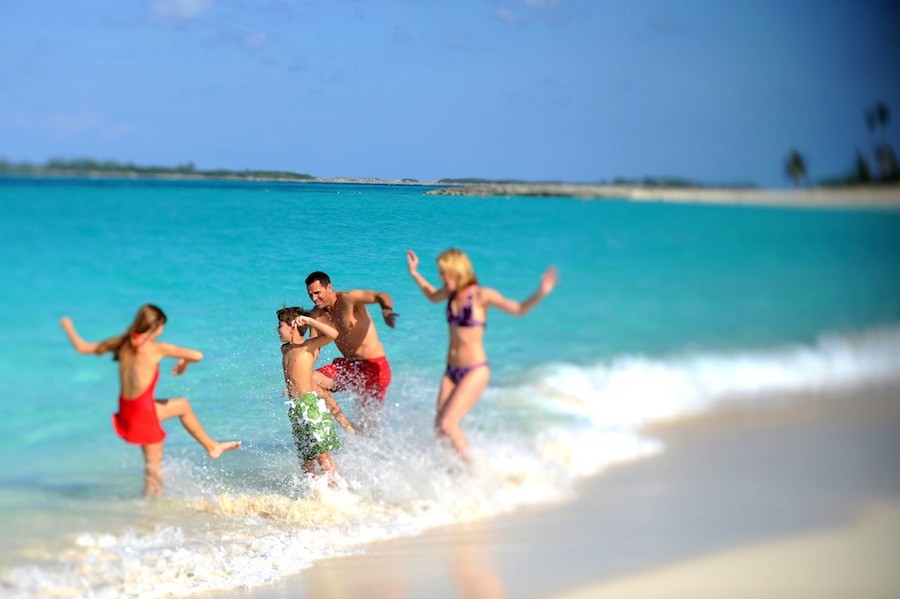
[1,1,898,187]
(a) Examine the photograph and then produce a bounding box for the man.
[305,271,398,410]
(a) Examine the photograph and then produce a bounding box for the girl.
[277,307,356,476]
[60,305,240,496]
[406,248,558,461]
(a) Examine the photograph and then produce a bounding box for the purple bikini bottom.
[445,362,488,385]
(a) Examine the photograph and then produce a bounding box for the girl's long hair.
[437,248,478,290]
[97,304,167,360]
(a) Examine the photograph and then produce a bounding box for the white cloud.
[242,30,269,52]
[443,31,468,49]
[519,0,561,8]
[494,0,564,25]
[8,110,133,141]
[146,0,215,25]
[391,25,410,43]
[494,8,520,23]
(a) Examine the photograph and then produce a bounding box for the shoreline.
[4,172,899,208]
[424,181,900,208]
[206,382,900,599]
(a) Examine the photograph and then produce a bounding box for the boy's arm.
[300,315,338,339]
[298,315,338,351]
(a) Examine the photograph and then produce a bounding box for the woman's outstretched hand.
[540,266,559,296]
[406,249,419,275]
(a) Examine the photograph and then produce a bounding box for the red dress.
[112,368,166,444]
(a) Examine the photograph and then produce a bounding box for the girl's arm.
[406,250,450,303]
[154,342,203,376]
[483,266,559,316]
[60,317,104,354]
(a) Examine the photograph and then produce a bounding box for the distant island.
[2,157,898,209]
[0,157,756,188]
[0,157,319,182]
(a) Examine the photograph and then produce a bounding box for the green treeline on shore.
[0,157,315,182]
[3,160,732,188]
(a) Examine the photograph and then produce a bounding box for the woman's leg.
[435,374,457,423]
[155,397,240,458]
[435,367,490,459]
[141,442,164,497]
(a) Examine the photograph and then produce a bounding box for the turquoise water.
[1,177,899,596]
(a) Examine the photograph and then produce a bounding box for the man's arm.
[343,289,399,328]
[322,392,356,434]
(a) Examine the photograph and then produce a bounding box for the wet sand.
[206,383,900,599]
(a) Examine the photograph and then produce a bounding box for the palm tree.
[865,101,896,181]
[875,102,890,130]
[855,151,871,183]
[785,149,807,186]
[875,144,899,182]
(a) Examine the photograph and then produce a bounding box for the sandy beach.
[424,182,900,209]
[204,382,900,599]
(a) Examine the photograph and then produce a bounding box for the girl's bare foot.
[208,440,241,459]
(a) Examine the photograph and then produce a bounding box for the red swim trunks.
[112,368,166,445]
[316,356,391,402]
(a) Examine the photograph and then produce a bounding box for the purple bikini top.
[446,290,486,328]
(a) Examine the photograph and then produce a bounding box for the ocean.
[1,177,898,597]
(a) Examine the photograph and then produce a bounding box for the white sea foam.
[5,328,898,597]
[517,326,900,428]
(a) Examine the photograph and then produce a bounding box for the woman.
[61,304,240,496]
[406,248,558,460]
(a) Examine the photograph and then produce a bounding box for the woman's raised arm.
[407,250,449,303]
[484,266,559,316]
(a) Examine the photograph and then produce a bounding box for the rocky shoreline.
[424,181,900,208]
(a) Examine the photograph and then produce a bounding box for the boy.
[277,307,355,475]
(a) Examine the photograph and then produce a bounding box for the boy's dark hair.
[305,271,331,287]
[277,306,310,335]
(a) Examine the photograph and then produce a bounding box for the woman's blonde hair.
[437,248,478,289]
